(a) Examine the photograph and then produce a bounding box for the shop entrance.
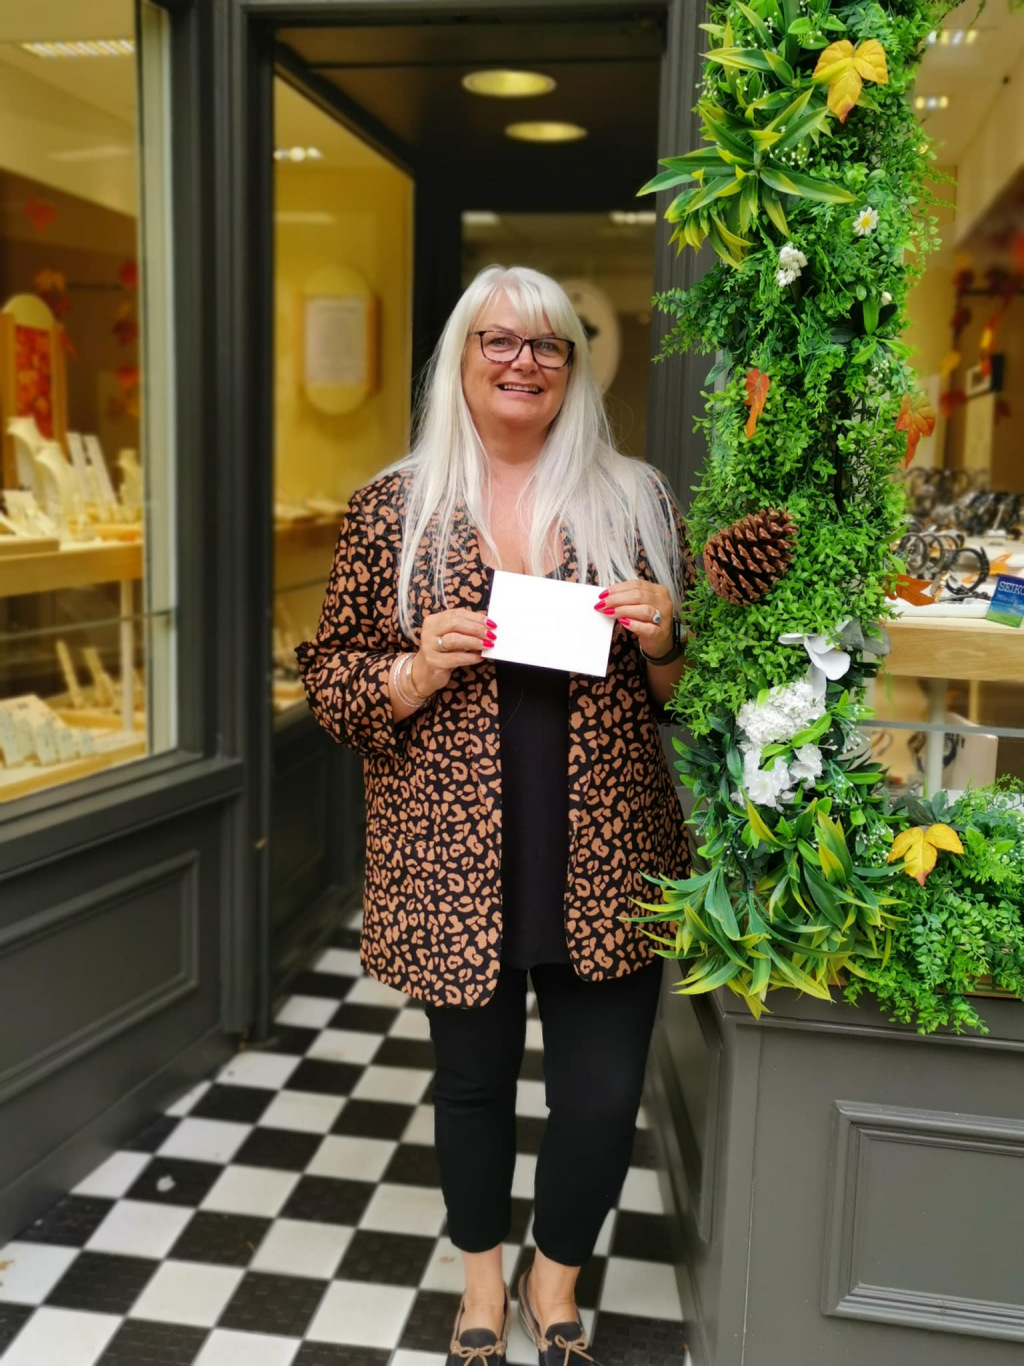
[261,3,703,1020]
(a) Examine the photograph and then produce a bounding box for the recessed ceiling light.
[462,211,501,226]
[462,70,556,98]
[505,122,588,144]
[915,95,950,111]
[274,147,324,163]
[21,39,135,58]
[610,211,656,226]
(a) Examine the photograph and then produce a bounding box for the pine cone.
[704,508,797,606]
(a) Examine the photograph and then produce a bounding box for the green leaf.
[772,102,831,154]
[706,868,742,940]
[862,296,879,334]
[761,165,857,203]
[746,799,781,847]
[637,168,698,196]
[816,812,854,881]
[685,175,745,214]
[763,50,796,84]
[761,184,790,234]
[734,1,774,47]
[676,958,742,995]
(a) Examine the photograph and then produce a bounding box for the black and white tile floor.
[0,921,690,1366]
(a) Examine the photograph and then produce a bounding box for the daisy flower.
[853,206,879,236]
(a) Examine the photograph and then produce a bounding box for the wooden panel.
[0,854,200,1103]
[823,1100,1024,1341]
[885,618,1024,682]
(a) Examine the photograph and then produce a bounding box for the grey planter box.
[648,978,1024,1366]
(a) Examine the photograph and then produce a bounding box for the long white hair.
[383,264,684,636]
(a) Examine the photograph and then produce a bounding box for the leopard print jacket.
[295,469,692,1009]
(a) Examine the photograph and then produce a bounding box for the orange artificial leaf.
[116,364,141,393]
[895,391,936,466]
[889,574,934,606]
[118,260,139,291]
[939,387,965,419]
[34,268,66,295]
[887,823,964,886]
[744,368,770,439]
[25,198,57,232]
[813,39,889,123]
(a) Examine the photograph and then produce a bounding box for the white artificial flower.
[744,761,793,811]
[778,625,853,699]
[881,290,893,305]
[853,206,879,236]
[790,743,824,784]
[777,267,798,288]
[736,678,825,749]
[778,242,808,271]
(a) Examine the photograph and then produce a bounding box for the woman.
[297,265,691,1366]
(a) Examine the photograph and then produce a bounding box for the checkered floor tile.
[0,917,690,1365]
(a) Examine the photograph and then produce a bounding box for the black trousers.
[425,959,663,1267]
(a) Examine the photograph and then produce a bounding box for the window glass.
[876,9,1024,797]
[272,78,413,717]
[0,1,176,803]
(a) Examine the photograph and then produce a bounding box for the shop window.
[272,79,413,717]
[0,2,176,804]
[876,11,1024,798]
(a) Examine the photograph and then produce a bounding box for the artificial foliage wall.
[637,0,1024,1031]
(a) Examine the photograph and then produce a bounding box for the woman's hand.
[595,579,675,656]
[411,608,497,696]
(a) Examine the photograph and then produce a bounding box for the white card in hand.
[482,569,614,677]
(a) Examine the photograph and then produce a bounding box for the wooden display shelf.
[885,617,1024,683]
[0,737,148,803]
[274,517,341,593]
[0,541,142,597]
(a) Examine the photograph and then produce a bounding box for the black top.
[483,564,571,969]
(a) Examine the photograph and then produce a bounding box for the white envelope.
[482,569,614,676]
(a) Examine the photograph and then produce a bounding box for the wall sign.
[301,264,379,416]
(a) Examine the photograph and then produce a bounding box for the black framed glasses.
[470,330,575,369]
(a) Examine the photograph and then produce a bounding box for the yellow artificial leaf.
[925,823,965,855]
[939,348,961,378]
[887,823,964,886]
[852,39,889,86]
[814,39,889,124]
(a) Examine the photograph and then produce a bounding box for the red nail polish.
[621,618,631,626]
[484,637,495,647]
[598,590,609,600]
[486,619,497,628]
[602,607,616,615]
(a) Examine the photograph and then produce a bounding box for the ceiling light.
[505,122,588,144]
[610,211,656,226]
[462,70,556,98]
[21,39,135,58]
[915,95,949,111]
[462,211,501,226]
[274,147,324,163]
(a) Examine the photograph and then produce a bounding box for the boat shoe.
[446,1285,510,1364]
[516,1268,601,1365]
